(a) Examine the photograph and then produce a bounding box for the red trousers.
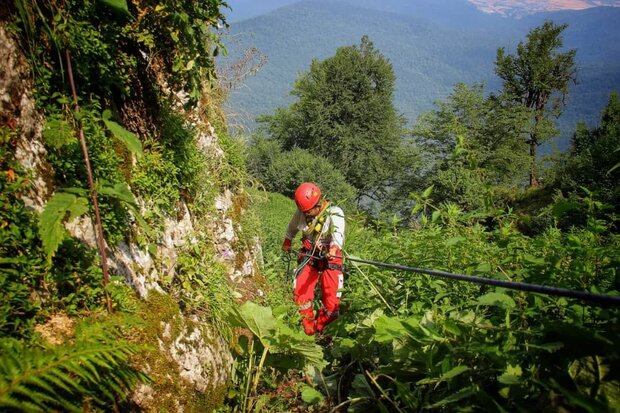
[294,254,344,336]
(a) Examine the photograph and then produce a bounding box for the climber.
[281,182,345,336]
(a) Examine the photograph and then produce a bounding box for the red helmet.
[294,182,321,212]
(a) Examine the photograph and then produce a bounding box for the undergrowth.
[229,189,620,412]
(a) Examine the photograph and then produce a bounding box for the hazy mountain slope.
[221,0,511,128]
[223,0,302,23]
[340,0,511,30]
[221,0,620,150]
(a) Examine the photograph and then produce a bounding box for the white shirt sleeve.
[326,206,345,248]
[285,209,304,240]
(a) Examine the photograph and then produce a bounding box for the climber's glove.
[282,238,292,252]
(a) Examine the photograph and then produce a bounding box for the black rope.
[291,251,620,307]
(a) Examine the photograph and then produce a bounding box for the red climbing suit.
[283,190,345,336]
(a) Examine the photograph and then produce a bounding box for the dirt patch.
[34,313,76,345]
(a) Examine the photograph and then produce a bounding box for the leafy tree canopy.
[555,91,620,205]
[495,21,577,186]
[247,137,357,211]
[408,83,531,212]
[257,36,411,202]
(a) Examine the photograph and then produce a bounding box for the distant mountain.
[223,0,301,23]
[468,0,620,18]
[220,0,620,151]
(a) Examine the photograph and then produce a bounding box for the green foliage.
[157,108,205,200]
[226,302,325,410]
[14,0,227,106]
[170,236,235,331]
[328,200,620,412]
[247,137,357,211]
[216,132,249,191]
[0,127,44,339]
[128,0,228,104]
[0,326,149,411]
[258,36,412,202]
[554,92,620,206]
[101,110,143,156]
[409,83,531,213]
[131,138,181,218]
[39,190,89,260]
[43,105,131,245]
[496,21,577,185]
[244,190,620,412]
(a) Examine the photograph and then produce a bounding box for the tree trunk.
[529,138,539,188]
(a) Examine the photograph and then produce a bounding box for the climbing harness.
[288,251,620,308]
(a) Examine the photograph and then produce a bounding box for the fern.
[0,334,149,412]
[38,191,89,260]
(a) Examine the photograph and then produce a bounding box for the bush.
[247,138,357,211]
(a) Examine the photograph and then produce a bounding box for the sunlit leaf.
[39,191,89,259]
[102,113,143,156]
[300,385,324,404]
[42,118,75,148]
[477,292,515,309]
[97,0,132,17]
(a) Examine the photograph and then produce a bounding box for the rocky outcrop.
[0,21,255,410]
[0,25,51,212]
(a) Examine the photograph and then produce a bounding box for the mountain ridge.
[221,0,620,151]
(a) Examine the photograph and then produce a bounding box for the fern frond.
[38,191,89,260]
[0,333,149,411]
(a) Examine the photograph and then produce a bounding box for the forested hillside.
[1,0,619,412]
[222,0,620,150]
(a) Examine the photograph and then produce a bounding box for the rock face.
[0,21,254,410]
[0,25,51,212]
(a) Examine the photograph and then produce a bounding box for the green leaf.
[102,116,143,156]
[98,181,136,206]
[227,302,276,346]
[442,365,470,380]
[373,315,405,343]
[477,292,515,309]
[417,365,469,385]
[272,321,325,368]
[39,192,89,259]
[422,185,434,199]
[42,118,74,148]
[424,385,477,409]
[445,236,466,246]
[523,254,545,265]
[97,0,132,17]
[300,385,324,404]
[497,364,522,385]
[475,262,492,274]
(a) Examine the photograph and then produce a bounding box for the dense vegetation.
[1,0,619,411]
[239,19,620,413]
[1,0,252,410]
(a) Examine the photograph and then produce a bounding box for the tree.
[495,21,577,188]
[410,83,531,211]
[247,136,358,210]
[556,92,620,204]
[258,36,410,203]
